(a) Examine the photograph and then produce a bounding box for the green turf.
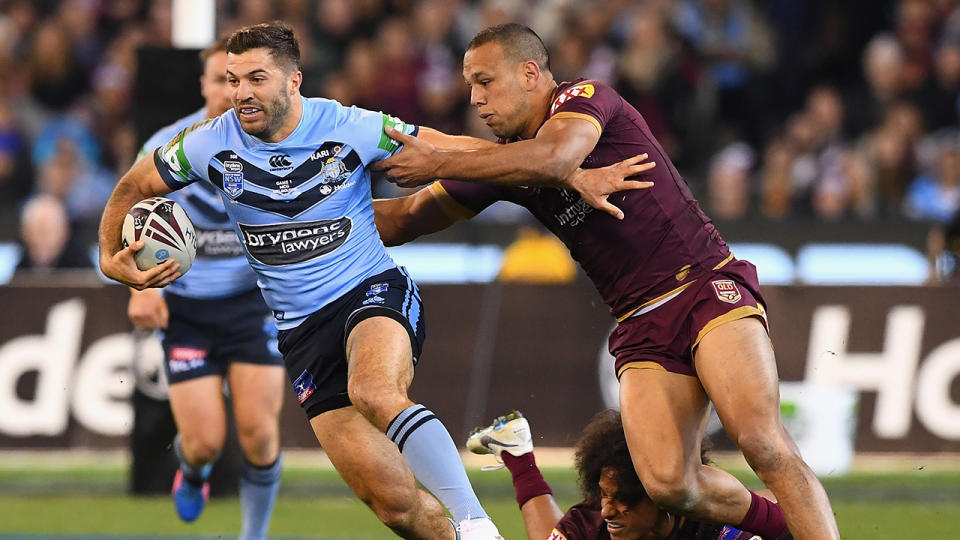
[0,467,958,538]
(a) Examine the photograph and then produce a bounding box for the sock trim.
[386,404,427,440]
[241,455,282,486]
[395,413,438,452]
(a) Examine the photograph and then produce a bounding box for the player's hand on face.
[371,125,440,187]
[128,288,169,329]
[102,239,181,291]
[567,153,656,220]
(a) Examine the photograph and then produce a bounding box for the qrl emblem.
[711,280,741,304]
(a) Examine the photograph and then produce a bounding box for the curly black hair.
[574,409,647,507]
[574,409,713,507]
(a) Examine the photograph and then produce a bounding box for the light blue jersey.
[153,96,418,329]
[140,108,259,299]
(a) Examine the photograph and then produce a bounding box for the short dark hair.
[467,23,550,72]
[574,409,646,506]
[199,37,229,65]
[225,21,301,71]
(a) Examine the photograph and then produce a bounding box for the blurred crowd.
[2,0,960,270]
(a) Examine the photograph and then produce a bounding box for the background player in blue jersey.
[128,39,285,538]
[99,22,502,540]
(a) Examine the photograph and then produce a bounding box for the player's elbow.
[538,146,581,184]
[374,201,414,247]
[379,227,407,247]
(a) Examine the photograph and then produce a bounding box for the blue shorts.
[277,267,426,418]
[162,288,282,385]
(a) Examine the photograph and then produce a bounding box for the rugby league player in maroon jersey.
[373,24,839,540]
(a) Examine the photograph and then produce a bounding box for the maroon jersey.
[431,79,732,320]
[548,500,761,540]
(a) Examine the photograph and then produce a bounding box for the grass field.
[1,456,959,539]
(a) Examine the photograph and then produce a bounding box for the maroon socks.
[738,490,791,540]
[501,452,553,508]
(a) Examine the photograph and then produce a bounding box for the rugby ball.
[121,197,197,274]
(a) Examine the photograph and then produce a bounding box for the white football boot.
[466,410,534,471]
[457,516,506,540]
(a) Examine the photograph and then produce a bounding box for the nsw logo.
[223,172,244,198]
[293,370,316,404]
[269,154,293,169]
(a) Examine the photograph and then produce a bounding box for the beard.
[238,91,291,140]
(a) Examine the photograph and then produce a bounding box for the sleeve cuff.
[427,182,476,221]
[550,112,603,137]
[153,147,187,191]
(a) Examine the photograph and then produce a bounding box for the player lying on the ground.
[375,23,837,540]
[468,410,765,540]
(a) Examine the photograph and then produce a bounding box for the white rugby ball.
[121,197,197,274]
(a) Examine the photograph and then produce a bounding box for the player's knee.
[639,467,699,513]
[180,433,224,464]
[347,378,406,425]
[736,425,799,476]
[236,422,278,463]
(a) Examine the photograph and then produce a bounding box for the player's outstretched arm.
[417,126,498,151]
[373,187,460,246]
[99,155,179,290]
[374,117,598,187]
[519,493,565,540]
[374,119,656,219]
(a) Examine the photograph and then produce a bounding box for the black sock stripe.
[386,404,427,441]
[390,408,431,443]
[396,414,438,453]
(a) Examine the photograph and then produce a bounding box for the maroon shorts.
[609,258,768,378]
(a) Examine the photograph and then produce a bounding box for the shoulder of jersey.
[304,97,344,123]
[551,79,611,114]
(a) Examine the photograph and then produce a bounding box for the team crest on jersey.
[321,157,349,184]
[550,83,596,114]
[712,280,741,304]
[223,172,244,198]
[546,530,567,540]
[294,370,316,404]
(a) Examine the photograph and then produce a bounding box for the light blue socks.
[386,405,487,522]
[239,455,282,540]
